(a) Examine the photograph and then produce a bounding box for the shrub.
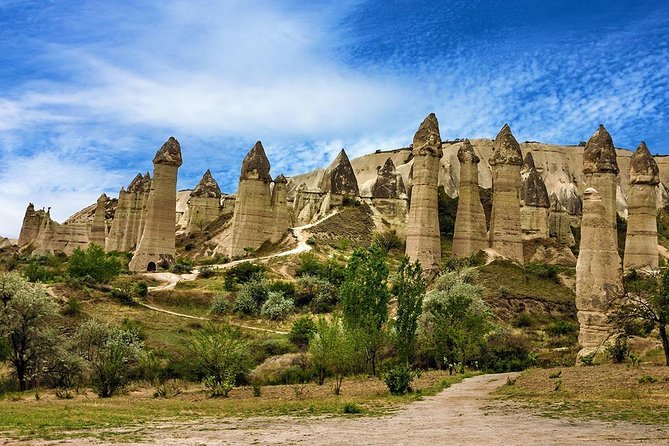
[546,320,577,337]
[62,297,82,316]
[136,281,148,298]
[579,352,596,366]
[481,330,535,372]
[639,375,657,384]
[383,363,417,395]
[268,280,296,300]
[233,279,269,315]
[295,275,335,308]
[153,379,184,398]
[309,316,361,395]
[210,294,232,316]
[525,263,560,283]
[261,291,294,321]
[67,244,121,283]
[259,337,296,357]
[223,263,266,290]
[372,230,404,254]
[289,316,317,350]
[199,265,217,278]
[512,312,535,328]
[171,259,194,274]
[234,289,260,315]
[605,337,630,364]
[342,402,363,414]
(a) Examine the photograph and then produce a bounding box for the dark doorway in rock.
[147,262,156,272]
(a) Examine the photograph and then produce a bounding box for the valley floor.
[7,373,668,446]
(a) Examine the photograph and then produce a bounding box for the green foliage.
[340,246,390,375]
[289,316,317,350]
[309,315,361,395]
[524,263,560,283]
[0,273,59,390]
[67,244,122,283]
[512,312,535,328]
[342,402,363,414]
[383,363,418,395]
[481,330,535,372]
[546,320,578,337]
[419,268,491,370]
[223,262,266,291]
[392,257,426,364]
[295,275,337,313]
[605,337,630,364]
[233,278,269,315]
[258,337,296,357]
[75,320,145,398]
[209,294,232,315]
[189,325,252,397]
[198,265,217,279]
[437,186,458,238]
[171,259,194,274]
[372,230,404,254]
[295,253,346,286]
[441,251,486,272]
[24,254,66,283]
[268,280,296,300]
[260,291,294,321]
[61,297,82,316]
[638,375,657,384]
[579,352,596,366]
[136,281,148,298]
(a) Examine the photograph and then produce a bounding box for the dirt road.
[21,373,669,446]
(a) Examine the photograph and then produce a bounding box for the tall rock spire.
[453,140,488,257]
[372,158,406,199]
[488,124,524,263]
[186,170,223,233]
[241,141,271,182]
[129,137,182,271]
[520,152,550,239]
[405,113,443,273]
[89,193,108,247]
[319,149,359,196]
[576,187,623,359]
[624,142,660,271]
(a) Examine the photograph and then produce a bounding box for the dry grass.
[497,364,669,424]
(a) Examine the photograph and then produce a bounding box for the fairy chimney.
[129,137,182,272]
[270,174,291,243]
[576,187,624,359]
[520,152,550,239]
[89,193,108,247]
[488,124,524,263]
[452,140,488,257]
[372,158,406,199]
[624,142,660,271]
[229,141,274,257]
[186,170,222,233]
[405,113,442,272]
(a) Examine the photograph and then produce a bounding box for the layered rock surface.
[488,125,524,263]
[520,153,550,239]
[186,170,222,233]
[129,137,182,271]
[624,142,660,271]
[89,193,108,247]
[576,187,624,358]
[452,140,488,257]
[405,113,442,272]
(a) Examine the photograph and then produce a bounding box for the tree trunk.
[659,324,669,367]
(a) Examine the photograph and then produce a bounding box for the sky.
[0,0,668,237]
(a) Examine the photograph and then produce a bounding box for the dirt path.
[23,373,669,446]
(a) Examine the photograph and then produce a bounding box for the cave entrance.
[147,262,157,272]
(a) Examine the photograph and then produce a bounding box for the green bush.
[233,279,269,315]
[481,330,535,372]
[525,263,560,283]
[546,320,577,337]
[580,352,596,366]
[289,316,317,350]
[383,363,417,395]
[210,294,232,315]
[198,265,217,278]
[223,262,266,290]
[68,244,121,283]
[259,337,296,357]
[171,259,194,274]
[260,291,294,321]
[136,281,148,298]
[372,230,404,254]
[342,402,363,414]
[295,275,335,308]
[62,297,82,316]
[233,290,259,315]
[512,312,535,328]
[605,337,630,364]
[268,280,296,300]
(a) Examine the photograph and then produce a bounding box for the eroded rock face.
[129,137,182,271]
[520,153,550,239]
[549,193,575,246]
[624,142,660,271]
[372,158,406,199]
[107,173,152,252]
[319,149,359,196]
[488,125,524,263]
[406,113,442,272]
[270,174,291,243]
[187,170,223,233]
[576,187,623,359]
[89,193,108,247]
[230,141,274,257]
[583,126,619,252]
[453,140,488,257]
[18,203,43,247]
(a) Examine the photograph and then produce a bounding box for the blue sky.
[0,0,668,237]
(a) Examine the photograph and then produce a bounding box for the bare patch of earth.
[7,373,669,446]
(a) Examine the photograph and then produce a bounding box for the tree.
[309,315,361,395]
[613,269,669,366]
[68,244,122,283]
[392,257,426,364]
[418,269,491,370]
[189,325,251,397]
[76,320,144,397]
[0,273,58,391]
[340,246,389,375]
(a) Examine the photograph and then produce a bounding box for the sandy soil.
[13,373,669,446]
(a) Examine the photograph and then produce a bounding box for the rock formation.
[549,193,575,245]
[452,140,488,257]
[488,124,524,263]
[270,174,291,243]
[624,142,660,271]
[106,173,151,252]
[520,152,550,239]
[129,137,182,272]
[576,187,624,358]
[583,125,619,241]
[89,193,108,247]
[372,158,406,199]
[293,183,324,225]
[229,141,274,257]
[405,113,442,272]
[186,170,222,233]
[319,149,360,197]
[18,203,44,247]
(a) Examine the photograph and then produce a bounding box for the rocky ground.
[10,373,668,446]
